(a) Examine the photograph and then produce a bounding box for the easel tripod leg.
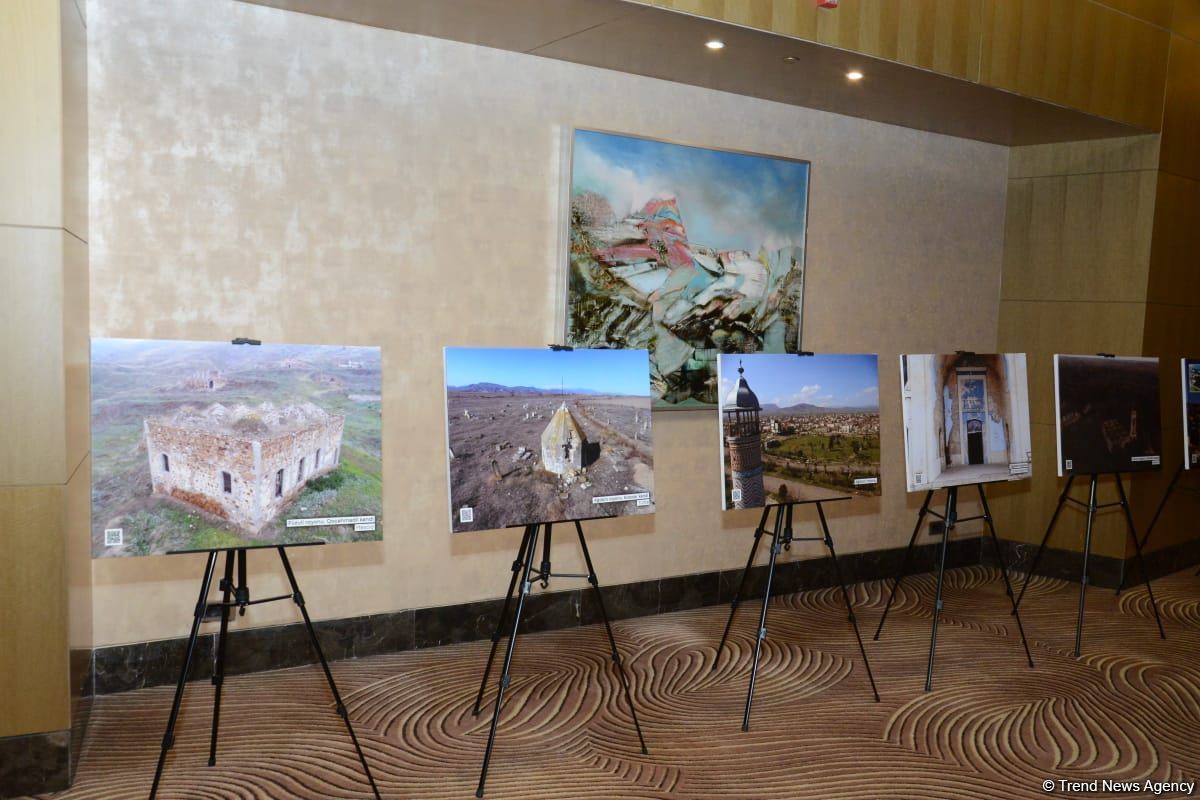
[473,525,534,716]
[875,491,932,640]
[149,550,219,800]
[575,520,648,755]
[1015,474,1075,612]
[977,485,1034,668]
[1120,463,1182,591]
[207,550,236,766]
[925,488,955,692]
[743,507,783,732]
[714,506,770,668]
[477,524,540,798]
[277,547,381,800]
[1114,474,1166,639]
[1074,477,1099,658]
[816,502,880,702]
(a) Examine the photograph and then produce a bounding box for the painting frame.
[559,127,811,411]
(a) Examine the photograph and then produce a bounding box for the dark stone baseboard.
[0,729,70,798]
[93,534,981,696]
[989,533,1200,590]
[69,648,94,782]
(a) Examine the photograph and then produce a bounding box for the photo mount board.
[443,347,655,533]
[1054,354,1162,477]
[717,353,881,509]
[900,353,1033,493]
[90,337,383,558]
[562,127,810,411]
[1182,358,1200,470]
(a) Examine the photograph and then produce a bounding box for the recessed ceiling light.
[783,56,799,64]
[705,39,725,50]
[846,70,864,81]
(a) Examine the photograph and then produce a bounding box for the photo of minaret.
[722,363,765,508]
[718,354,881,509]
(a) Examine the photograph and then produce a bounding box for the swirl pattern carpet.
[30,567,1200,799]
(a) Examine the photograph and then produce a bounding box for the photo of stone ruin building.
[90,337,383,557]
[444,347,654,533]
[145,402,344,534]
[1055,354,1162,476]
[901,353,1033,491]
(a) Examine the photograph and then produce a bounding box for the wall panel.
[0,486,69,737]
[980,0,1169,130]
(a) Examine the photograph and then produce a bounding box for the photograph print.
[444,347,654,533]
[718,353,881,509]
[900,353,1033,492]
[1184,358,1200,469]
[1054,354,1162,476]
[91,338,383,558]
[564,128,809,410]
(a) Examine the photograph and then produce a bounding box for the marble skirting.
[91,535,982,696]
[0,729,70,798]
[83,533,1199,699]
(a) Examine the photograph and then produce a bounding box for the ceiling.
[240,0,1146,146]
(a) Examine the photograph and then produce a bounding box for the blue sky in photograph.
[572,129,809,253]
[718,353,879,409]
[445,348,649,396]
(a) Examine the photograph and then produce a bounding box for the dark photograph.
[1055,355,1162,476]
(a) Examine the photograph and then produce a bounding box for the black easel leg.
[575,520,648,755]
[1114,474,1166,639]
[816,502,880,702]
[875,491,933,640]
[277,547,381,800]
[473,525,534,716]
[977,486,1034,668]
[714,506,770,668]
[149,550,219,800]
[1117,464,1181,594]
[925,488,956,692]
[742,507,783,732]
[207,550,236,766]
[1015,475,1076,612]
[1074,477,1099,658]
[476,524,540,798]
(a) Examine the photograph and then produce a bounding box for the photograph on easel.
[1054,354,1162,476]
[90,338,383,557]
[563,128,809,410]
[443,347,655,533]
[1181,358,1200,469]
[900,353,1033,492]
[717,353,881,509]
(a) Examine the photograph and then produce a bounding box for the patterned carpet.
[35,566,1200,799]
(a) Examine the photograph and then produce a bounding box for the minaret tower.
[723,362,765,508]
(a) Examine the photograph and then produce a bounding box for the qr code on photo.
[458,507,474,524]
[104,528,124,546]
[731,488,742,503]
[1065,459,1073,471]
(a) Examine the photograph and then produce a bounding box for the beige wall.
[87,0,1009,648]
